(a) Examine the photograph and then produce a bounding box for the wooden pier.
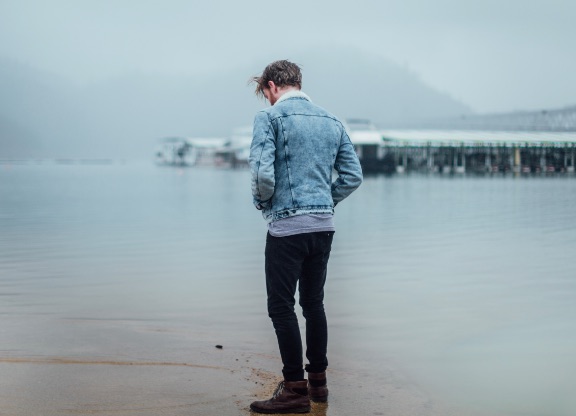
[348,126,576,175]
[347,108,576,174]
[357,141,576,174]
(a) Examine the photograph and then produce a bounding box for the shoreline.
[0,350,491,416]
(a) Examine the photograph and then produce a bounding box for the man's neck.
[268,86,299,105]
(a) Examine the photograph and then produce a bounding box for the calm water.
[1,162,576,416]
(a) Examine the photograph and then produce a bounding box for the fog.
[1,0,575,157]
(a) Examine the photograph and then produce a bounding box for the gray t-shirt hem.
[268,214,335,237]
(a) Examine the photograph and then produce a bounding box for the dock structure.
[359,131,576,174]
[157,106,576,174]
[347,107,576,174]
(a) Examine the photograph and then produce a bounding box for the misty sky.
[1,0,574,113]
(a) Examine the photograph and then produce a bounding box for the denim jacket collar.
[275,90,311,105]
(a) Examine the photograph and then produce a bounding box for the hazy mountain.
[0,59,82,157]
[0,49,472,158]
[290,48,472,124]
[0,114,44,157]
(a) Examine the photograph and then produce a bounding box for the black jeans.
[265,231,334,381]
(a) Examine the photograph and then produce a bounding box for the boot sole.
[310,396,328,403]
[249,404,311,414]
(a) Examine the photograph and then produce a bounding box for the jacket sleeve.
[331,129,363,206]
[249,111,276,209]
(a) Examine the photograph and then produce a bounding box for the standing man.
[248,60,363,414]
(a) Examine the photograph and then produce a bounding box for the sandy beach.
[0,296,491,416]
[0,352,489,416]
[0,316,490,416]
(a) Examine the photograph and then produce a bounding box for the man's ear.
[267,80,277,92]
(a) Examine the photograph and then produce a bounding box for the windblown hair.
[251,60,302,98]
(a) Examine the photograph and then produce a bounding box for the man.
[248,60,363,414]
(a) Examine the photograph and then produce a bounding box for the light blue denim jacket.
[249,91,363,223]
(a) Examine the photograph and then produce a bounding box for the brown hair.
[251,60,302,98]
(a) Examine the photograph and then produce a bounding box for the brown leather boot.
[250,380,310,414]
[307,371,328,402]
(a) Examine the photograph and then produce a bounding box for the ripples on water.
[1,162,575,415]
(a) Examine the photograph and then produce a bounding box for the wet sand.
[0,349,492,416]
[0,307,493,416]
